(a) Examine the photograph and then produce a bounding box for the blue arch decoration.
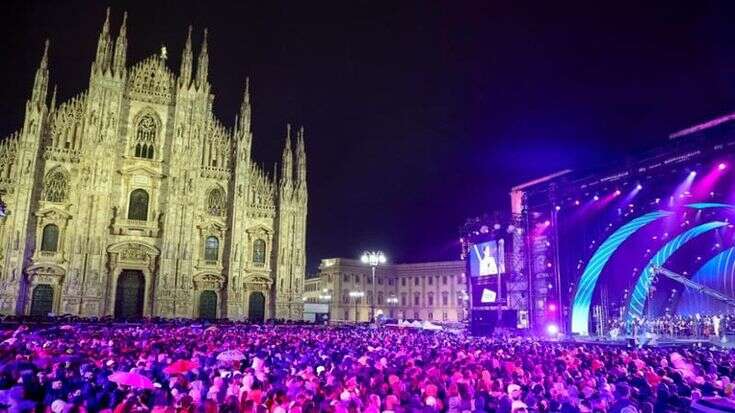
[687,203,735,210]
[570,211,672,335]
[678,248,735,316]
[626,221,728,321]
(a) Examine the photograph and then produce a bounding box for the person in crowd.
[1,317,735,412]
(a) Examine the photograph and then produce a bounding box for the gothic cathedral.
[0,9,307,320]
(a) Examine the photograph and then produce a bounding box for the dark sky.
[2,1,735,272]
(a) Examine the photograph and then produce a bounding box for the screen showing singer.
[470,240,505,276]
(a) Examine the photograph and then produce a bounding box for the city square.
[2,1,735,412]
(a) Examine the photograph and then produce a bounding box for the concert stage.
[508,112,735,337]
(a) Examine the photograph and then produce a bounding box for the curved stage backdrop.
[513,116,735,335]
[562,168,735,336]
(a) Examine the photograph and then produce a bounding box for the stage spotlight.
[636,184,643,190]
[593,195,599,201]
[548,303,557,312]
[689,170,697,177]
[719,163,727,171]
[555,205,561,211]
[614,190,622,196]
[544,220,551,226]
[546,324,560,336]
[574,200,580,206]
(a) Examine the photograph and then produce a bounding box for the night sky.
[2,1,735,272]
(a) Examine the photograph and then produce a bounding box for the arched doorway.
[248,291,265,323]
[30,284,54,317]
[199,290,217,319]
[115,270,145,320]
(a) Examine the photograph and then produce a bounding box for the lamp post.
[361,251,386,323]
[349,291,364,323]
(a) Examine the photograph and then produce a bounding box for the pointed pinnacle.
[201,28,208,52]
[40,39,50,69]
[244,77,250,104]
[50,84,57,109]
[120,11,128,35]
[185,25,192,49]
[102,7,111,34]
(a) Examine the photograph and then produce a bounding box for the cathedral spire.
[280,124,293,187]
[30,39,50,109]
[50,84,57,111]
[195,28,209,89]
[296,126,306,185]
[179,25,193,89]
[112,11,127,76]
[238,77,251,135]
[94,7,112,73]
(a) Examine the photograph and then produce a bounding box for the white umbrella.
[217,349,245,362]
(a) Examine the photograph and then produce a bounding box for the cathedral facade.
[0,9,307,320]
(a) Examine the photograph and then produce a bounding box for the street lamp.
[361,251,387,322]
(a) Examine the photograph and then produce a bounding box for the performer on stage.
[473,244,499,275]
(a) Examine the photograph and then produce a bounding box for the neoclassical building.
[306,258,468,322]
[0,9,307,320]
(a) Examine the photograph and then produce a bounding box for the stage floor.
[561,335,733,348]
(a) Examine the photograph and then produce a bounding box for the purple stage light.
[614,190,621,196]
[546,323,560,336]
[636,184,643,190]
[593,195,599,201]
[575,200,580,206]
[719,162,727,171]
[555,205,561,211]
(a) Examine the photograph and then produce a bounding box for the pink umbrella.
[108,372,155,389]
[164,359,199,375]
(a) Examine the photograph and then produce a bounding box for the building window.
[401,293,407,306]
[252,239,266,266]
[127,189,149,221]
[428,277,433,286]
[344,310,349,320]
[342,290,349,304]
[206,187,226,216]
[442,275,448,285]
[388,278,393,286]
[134,113,157,159]
[401,278,406,287]
[378,292,384,305]
[442,292,448,306]
[367,291,373,304]
[414,293,420,306]
[443,312,448,321]
[367,274,372,284]
[428,312,433,320]
[413,312,419,320]
[378,276,383,285]
[204,236,219,261]
[343,274,348,283]
[414,277,419,286]
[40,224,59,252]
[43,169,68,203]
[428,293,434,306]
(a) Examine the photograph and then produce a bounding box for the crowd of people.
[606,314,734,340]
[1,321,735,412]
